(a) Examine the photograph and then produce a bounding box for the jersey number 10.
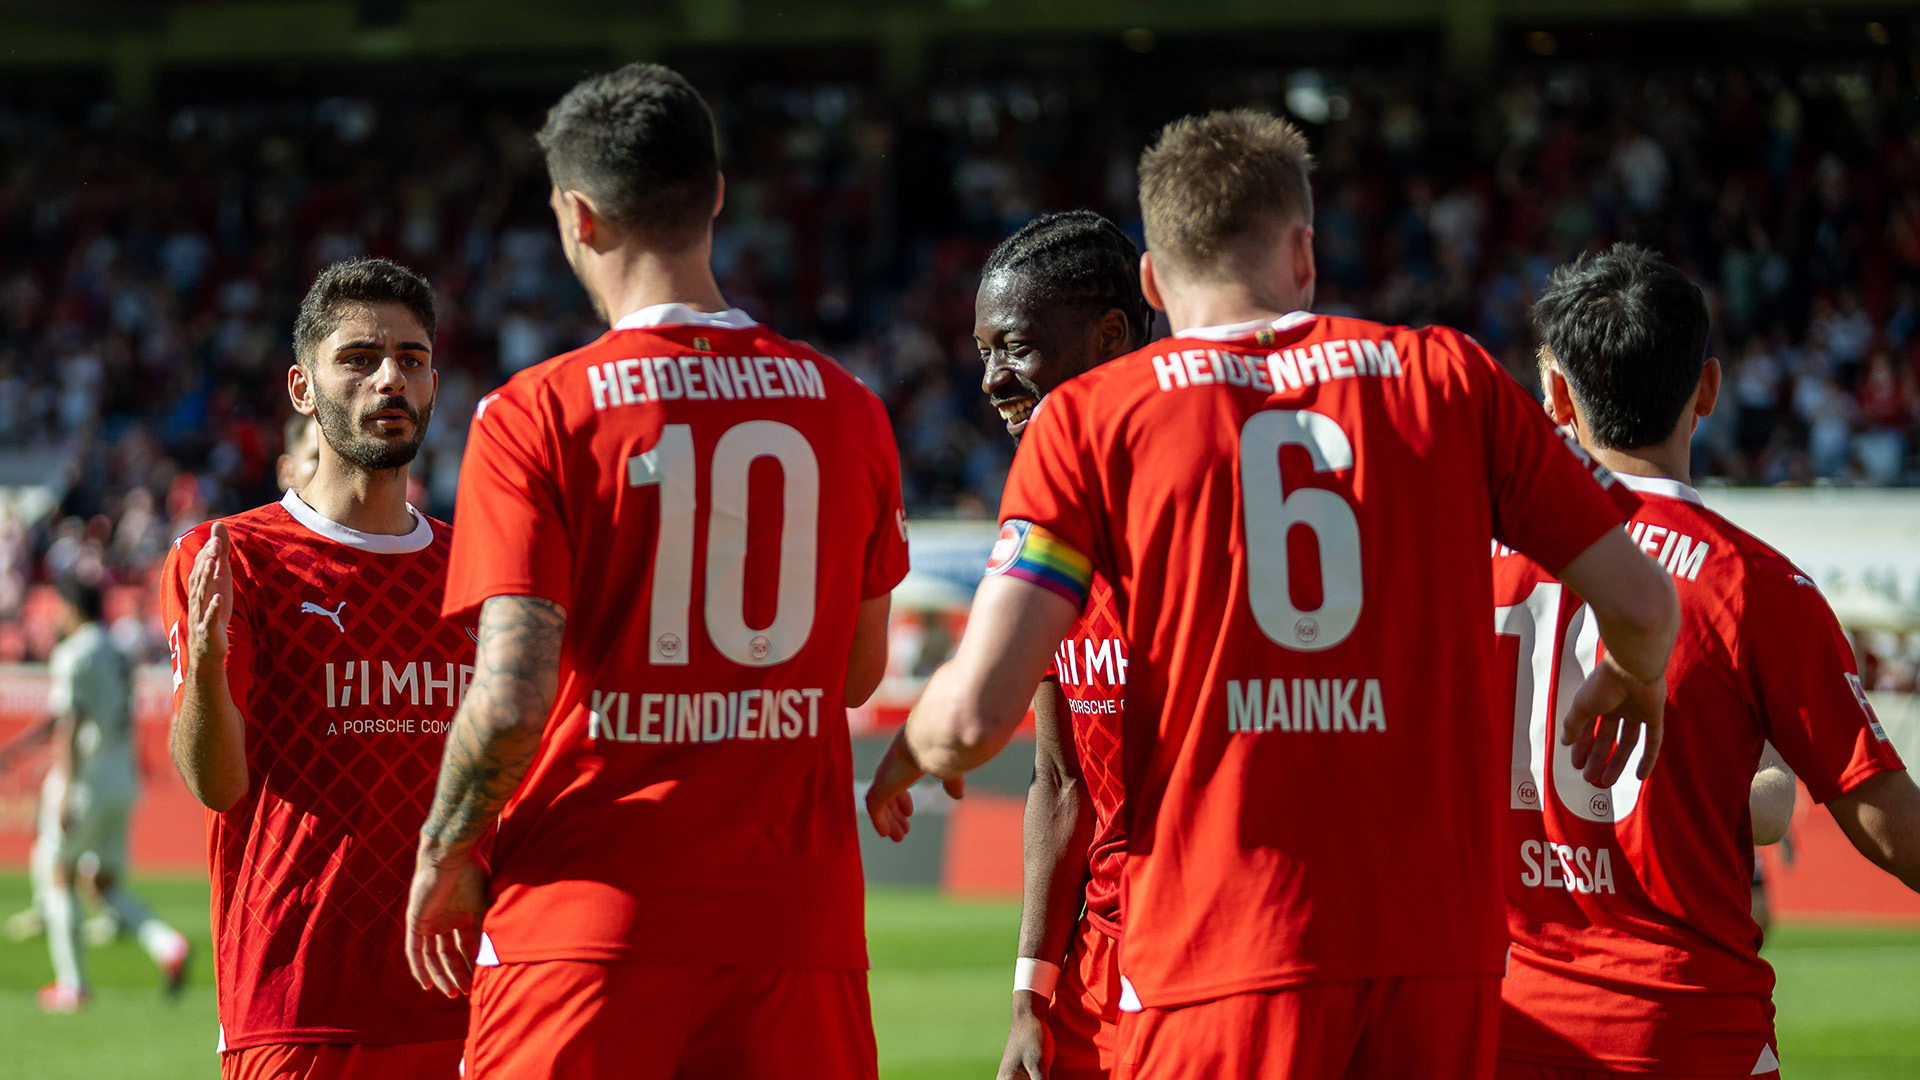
[1496,580,1647,822]
[628,421,819,668]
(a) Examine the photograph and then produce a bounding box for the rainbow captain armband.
[984,520,1093,607]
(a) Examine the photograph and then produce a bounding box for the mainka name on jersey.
[587,354,828,411]
[1151,337,1403,395]
[1055,636,1126,715]
[1226,677,1388,735]
[587,687,827,745]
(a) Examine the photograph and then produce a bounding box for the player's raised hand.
[186,522,234,665]
[406,846,490,998]
[1560,652,1667,787]
[865,727,964,841]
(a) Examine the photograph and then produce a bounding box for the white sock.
[104,886,183,964]
[44,888,85,991]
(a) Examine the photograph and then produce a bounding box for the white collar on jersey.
[1176,310,1316,342]
[612,304,759,331]
[1609,472,1704,506]
[280,489,435,554]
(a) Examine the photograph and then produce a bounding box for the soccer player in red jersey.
[405,63,908,1080]
[1493,245,1920,1080]
[869,110,1684,1080]
[873,210,1151,1080]
[163,257,472,1079]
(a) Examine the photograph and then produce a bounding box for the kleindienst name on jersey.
[587,687,829,744]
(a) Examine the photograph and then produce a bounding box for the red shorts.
[1495,1063,1779,1080]
[1048,915,1123,1080]
[219,1039,464,1079]
[1119,974,1499,1080]
[466,959,877,1080]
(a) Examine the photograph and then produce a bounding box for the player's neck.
[299,457,416,536]
[1163,283,1303,337]
[1586,435,1693,489]
[587,246,729,328]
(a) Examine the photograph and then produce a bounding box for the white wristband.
[1014,957,1061,1001]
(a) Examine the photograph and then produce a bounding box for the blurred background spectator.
[2,19,1920,672]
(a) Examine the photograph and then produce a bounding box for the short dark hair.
[55,576,103,623]
[981,210,1152,351]
[537,63,719,251]
[292,257,437,367]
[1138,109,1314,280]
[1532,244,1711,450]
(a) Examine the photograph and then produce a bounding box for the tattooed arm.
[405,594,566,997]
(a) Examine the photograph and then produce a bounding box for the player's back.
[447,305,909,971]
[1495,476,1903,1074]
[163,493,473,1050]
[1001,311,1632,1009]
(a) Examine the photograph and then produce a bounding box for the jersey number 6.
[1241,409,1364,653]
[628,421,820,668]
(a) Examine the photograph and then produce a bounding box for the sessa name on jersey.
[1152,338,1404,395]
[587,355,828,411]
[1519,839,1618,895]
[588,687,827,745]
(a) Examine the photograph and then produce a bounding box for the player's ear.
[1291,224,1316,306]
[1543,364,1577,428]
[288,362,317,418]
[713,173,726,220]
[1695,356,1722,420]
[1140,252,1167,314]
[1095,308,1130,360]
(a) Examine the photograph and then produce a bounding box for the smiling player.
[872,210,1151,1080]
[164,257,473,1079]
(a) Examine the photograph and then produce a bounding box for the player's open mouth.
[996,398,1035,437]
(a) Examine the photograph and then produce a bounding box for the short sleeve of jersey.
[998,392,1104,572]
[1742,565,1907,803]
[444,388,573,620]
[860,390,912,600]
[1463,331,1639,571]
[160,526,256,716]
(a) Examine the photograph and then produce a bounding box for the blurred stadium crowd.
[2,51,1920,671]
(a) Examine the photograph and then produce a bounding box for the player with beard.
[870,210,1150,1080]
[163,257,475,1079]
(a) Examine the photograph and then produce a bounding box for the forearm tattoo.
[419,595,566,856]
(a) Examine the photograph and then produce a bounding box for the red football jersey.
[998,312,1635,1008]
[1046,572,1127,936]
[443,304,910,969]
[161,490,474,1051]
[1495,475,1905,1074]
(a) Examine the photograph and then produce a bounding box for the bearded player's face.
[303,302,436,472]
[973,273,1105,442]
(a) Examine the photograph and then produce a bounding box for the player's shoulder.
[169,500,290,556]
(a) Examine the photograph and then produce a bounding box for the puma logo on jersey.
[474,393,502,421]
[301,601,347,633]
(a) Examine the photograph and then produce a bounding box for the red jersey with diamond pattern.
[161,501,473,1051]
[1495,479,1906,1074]
[999,313,1636,1009]
[442,311,910,969]
[1044,573,1127,937]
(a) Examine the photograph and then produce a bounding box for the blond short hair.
[1138,109,1315,279]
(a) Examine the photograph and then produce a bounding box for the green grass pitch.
[0,873,1915,1078]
